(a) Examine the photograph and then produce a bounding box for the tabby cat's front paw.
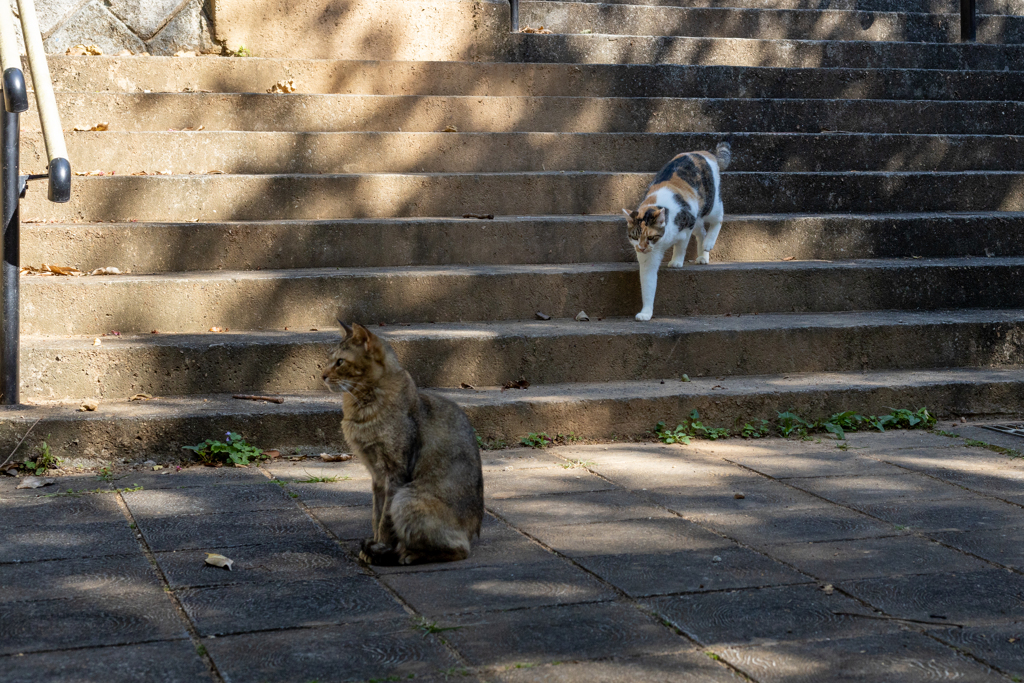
[359,539,400,565]
[635,311,653,321]
[696,251,711,265]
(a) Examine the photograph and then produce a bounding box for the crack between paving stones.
[112,490,225,683]
[0,636,195,660]
[255,467,480,677]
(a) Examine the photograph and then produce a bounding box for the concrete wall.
[19,0,511,59]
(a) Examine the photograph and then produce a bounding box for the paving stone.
[177,575,405,635]
[154,539,362,588]
[484,466,617,500]
[371,514,555,575]
[443,602,687,667]
[530,517,806,597]
[265,459,369,482]
[0,639,212,683]
[204,618,458,683]
[487,489,674,531]
[929,625,1024,679]
[481,449,567,472]
[134,508,324,552]
[647,584,894,648]
[692,503,897,548]
[0,473,112,498]
[110,466,269,490]
[282,477,372,508]
[492,652,744,682]
[643,475,821,518]
[0,591,188,655]
[108,0,189,39]
[0,553,162,602]
[767,536,991,581]
[720,631,1009,683]
[929,527,1024,570]
[875,446,1020,477]
[585,449,741,491]
[382,558,614,616]
[787,471,966,508]
[841,569,1024,627]
[857,496,1024,532]
[839,430,964,450]
[903,463,1024,505]
[122,483,294,517]
[309,504,372,540]
[722,451,907,479]
[0,493,125,525]
[0,519,140,562]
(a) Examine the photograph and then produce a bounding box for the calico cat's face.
[322,322,386,394]
[623,207,665,253]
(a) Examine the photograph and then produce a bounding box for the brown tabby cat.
[322,321,484,565]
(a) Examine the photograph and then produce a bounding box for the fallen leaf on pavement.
[17,476,56,489]
[575,310,590,322]
[320,453,352,462]
[267,79,296,93]
[129,393,153,401]
[204,553,234,570]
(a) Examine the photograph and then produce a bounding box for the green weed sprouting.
[182,432,264,466]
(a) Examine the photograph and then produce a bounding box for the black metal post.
[510,0,519,32]
[961,0,977,42]
[1,70,25,406]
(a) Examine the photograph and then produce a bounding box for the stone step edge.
[5,367,1021,464]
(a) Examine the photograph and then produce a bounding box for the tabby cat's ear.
[337,319,353,340]
[351,323,383,357]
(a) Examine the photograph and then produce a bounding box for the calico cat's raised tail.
[624,141,731,321]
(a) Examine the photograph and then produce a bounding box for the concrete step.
[38,95,1024,136]
[517,0,1024,14]
[23,213,1024,273]
[23,171,1024,222]
[18,309,1024,400]
[5,367,1022,461]
[512,34,1024,69]
[519,3,1024,43]
[31,131,1024,176]
[20,258,1024,336]
[42,58,1024,101]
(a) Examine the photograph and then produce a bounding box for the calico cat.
[624,141,731,321]
[322,321,484,565]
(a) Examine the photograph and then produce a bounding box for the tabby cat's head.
[623,207,665,254]
[322,321,387,394]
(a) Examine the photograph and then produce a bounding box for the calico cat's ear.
[337,319,354,340]
[650,208,666,227]
[622,209,638,225]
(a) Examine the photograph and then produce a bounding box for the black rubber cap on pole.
[48,157,70,203]
[2,68,28,113]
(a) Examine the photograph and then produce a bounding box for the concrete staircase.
[6,0,1024,461]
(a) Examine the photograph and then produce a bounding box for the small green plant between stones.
[411,616,462,636]
[295,474,347,483]
[439,667,472,680]
[560,458,595,469]
[474,430,507,451]
[229,45,251,57]
[963,438,1022,459]
[654,421,691,445]
[521,432,553,448]
[20,436,61,474]
[182,432,265,466]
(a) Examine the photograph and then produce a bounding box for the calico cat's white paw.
[696,251,711,265]
[667,259,686,268]
[635,311,653,321]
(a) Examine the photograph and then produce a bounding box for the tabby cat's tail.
[715,141,732,171]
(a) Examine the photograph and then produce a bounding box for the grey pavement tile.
[930,527,1024,570]
[204,618,458,683]
[154,539,362,588]
[265,458,369,482]
[841,429,965,450]
[122,483,295,517]
[107,465,268,490]
[283,477,373,508]
[841,569,1024,627]
[531,517,807,597]
[644,476,822,518]
[858,496,1024,532]
[0,640,212,683]
[0,473,113,498]
[0,493,125,525]
[930,625,1024,679]
[0,519,140,562]
[0,591,188,655]
[720,630,1009,683]
[585,450,741,491]
[908,465,1024,505]
[491,652,744,682]
[310,504,372,540]
[177,575,406,636]
[768,535,991,582]
[693,503,897,548]
[381,559,615,616]
[0,553,163,603]
[787,472,966,507]
[487,489,674,531]
[371,514,555,575]
[443,601,687,667]
[647,584,895,649]
[876,446,1021,477]
[135,507,325,552]
[481,449,567,472]
[722,450,909,480]
[484,466,617,500]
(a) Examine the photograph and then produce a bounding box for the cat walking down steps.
[624,141,732,321]
[322,321,484,565]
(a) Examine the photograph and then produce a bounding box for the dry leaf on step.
[821,584,834,595]
[117,49,134,57]
[320,453,352,462]
[174,50,198,57]
[782,256,795,261]
[17,476,56,489]
[89,267,121,276]
[575,310,590,321]
[79,399,99,412]
[73,169,114,176]
[209,326,226,333]
[22,264,83,276]
[129,393,153,401]
[204,553,234,570]
[72,122,109,132]
[267,79,296,93]
[520,25,552,34]
[501,378,530,391]
[459,382,476,389]
[66,44,102,55]
[535,311,551,321]
[92,338,102,346]
[442,125,458,132]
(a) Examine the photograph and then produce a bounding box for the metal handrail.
[0,0,71,405]
[510,0,519,32]
[961,0,977,42]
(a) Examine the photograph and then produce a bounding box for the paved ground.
[3,423,1024,682]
